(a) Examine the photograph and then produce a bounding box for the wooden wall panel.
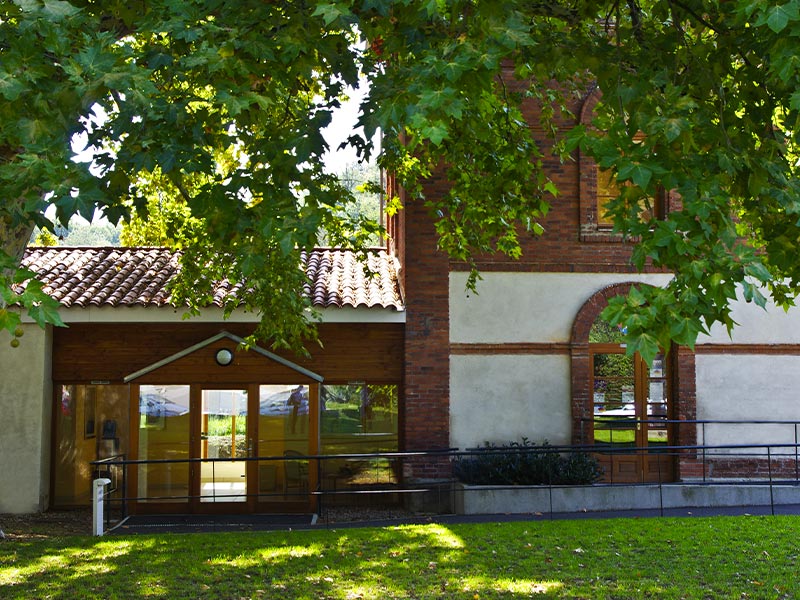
[53,322,404,384]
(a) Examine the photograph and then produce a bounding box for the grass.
[2,515,799,599]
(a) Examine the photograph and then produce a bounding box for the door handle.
[247,439,254,457]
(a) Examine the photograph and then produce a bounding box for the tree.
[118,168,208,248]
[319,160,383,247]
[59,219,120,246]
[3,1,800,360]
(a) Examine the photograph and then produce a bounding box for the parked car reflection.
[140,393,189,417]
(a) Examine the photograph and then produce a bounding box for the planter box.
[454,482,800,515]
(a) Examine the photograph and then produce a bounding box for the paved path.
[109,502,800,535]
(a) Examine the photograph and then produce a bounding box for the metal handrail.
[89,419,800,521]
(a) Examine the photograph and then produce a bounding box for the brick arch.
[568,283,697,477]
[570,281,636,346]
[578,86,602,125]
[569,282,638,443]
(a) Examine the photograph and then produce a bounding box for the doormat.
[109,513,318,535]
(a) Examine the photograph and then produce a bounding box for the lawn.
[1,515,798,599]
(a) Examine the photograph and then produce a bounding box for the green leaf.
[311,3,352,26]
[41,0,81,20]
[765,4,798,33]
[618,163,653,189]
[627,286,647,308]
[0,72,25,101]
[630,332,661,366]
[662,118,683,143]
[544,181,559,197]
[421,124,449,145]
[744,261,772,283]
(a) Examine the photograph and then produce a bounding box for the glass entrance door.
[134,383,316,513]
[136,385,192,507]
[198,389,249,505]
[591,346,673,483]
[255,384,316,509]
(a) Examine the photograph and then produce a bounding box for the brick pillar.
[673,346,700,479]
[401,175,452,481]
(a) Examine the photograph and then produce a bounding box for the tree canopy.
[3,1,800,360]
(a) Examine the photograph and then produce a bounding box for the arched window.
[578,90,670,240]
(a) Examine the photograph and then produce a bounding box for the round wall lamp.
[215,348,234,366]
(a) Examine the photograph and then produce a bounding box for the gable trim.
[123,330,324,383]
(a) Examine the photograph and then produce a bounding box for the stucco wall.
[450,354,571,449]
[696,354,800,455]
[0,324,52,513]
[701,293,800,344]
[450,272,673,344]
[448,273,671,449]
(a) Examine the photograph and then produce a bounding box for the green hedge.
[453,439,603,485]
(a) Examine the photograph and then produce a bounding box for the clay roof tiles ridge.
[18,246,403,312]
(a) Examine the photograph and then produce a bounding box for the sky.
[63,82,376,227]
[321,80,378,175]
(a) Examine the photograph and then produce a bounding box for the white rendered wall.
[450,272,800,453]
[449,272,670,449]
[0,324,52,513]
[450,354,571,449]
[450,272,672,344]
[696,354,800,455]
[701,292,800,344]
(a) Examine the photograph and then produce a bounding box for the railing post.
[657,447,663,517]
[795,423,798,483]
[92,478,112,536]
[767,446,774,516]
[121,460,128,518]
[702,422,707,482]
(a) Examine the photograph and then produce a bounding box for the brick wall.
[398,71,682,480]
[396,70,797,484]
[449,77,670,275]
[400,172,452,479]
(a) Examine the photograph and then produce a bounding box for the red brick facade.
[396,173,453,479]
[394,72,793,483]
[395,81,685,480]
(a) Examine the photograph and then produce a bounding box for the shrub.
[453,438,603,485]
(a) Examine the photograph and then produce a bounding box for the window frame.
[578,90,671,242]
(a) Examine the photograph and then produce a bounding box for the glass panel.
[646,353,669,449]
[588,320,626,344]
[592,354,636,447]
[137,385,190,503]
[200,389,247,503]
[593,353,635,414]
[596,167,620,226]
[320,384,399,493]
[53,384,130,507]
[257,385,310,502]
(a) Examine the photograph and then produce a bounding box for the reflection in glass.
[53,384,130,507]
[138,385,190,503]
[592,353,636,448]
[257,384,310,502]
[320,384,399,496]
[200,389,247,503]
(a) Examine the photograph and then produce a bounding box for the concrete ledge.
[454,483,800,515]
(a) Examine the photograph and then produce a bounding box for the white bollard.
[92,478,112,536]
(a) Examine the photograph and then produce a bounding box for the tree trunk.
[0,198,36,296]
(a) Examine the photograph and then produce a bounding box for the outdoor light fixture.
[215,348,234,366]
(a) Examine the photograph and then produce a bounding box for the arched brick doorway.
[570,283,697,483]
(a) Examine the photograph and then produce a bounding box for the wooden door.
[591,345,673,483]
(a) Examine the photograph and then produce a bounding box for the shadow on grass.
[1,516,798,598]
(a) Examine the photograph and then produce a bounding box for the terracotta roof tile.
[19,247,404,311]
